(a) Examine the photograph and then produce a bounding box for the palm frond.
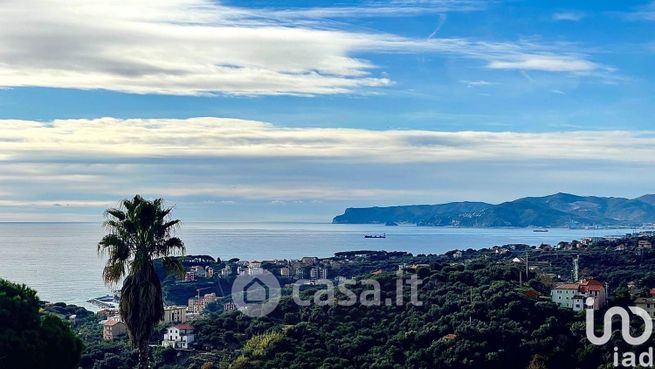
[162,257,185,278]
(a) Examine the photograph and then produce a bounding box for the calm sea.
[0,222,640,309]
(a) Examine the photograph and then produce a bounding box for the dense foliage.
[0,279,82,369]
[191,262,605,369]
[65,234,655,368]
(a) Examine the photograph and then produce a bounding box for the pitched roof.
[580,279,603,286]
[554,283,580,290]
[175,323,194,330]
[580,279,605,292]
[103,319,123,327]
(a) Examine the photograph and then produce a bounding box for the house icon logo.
[244,277,269,304]
[231,270,280,317]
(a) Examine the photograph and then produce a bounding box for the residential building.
[102,319,127,341]
[190,266,206,278]
[96,309,119,319]
[579,279,608,310]
[184,271,195,282]
[162,306,187,324]
[310,267,327,280]
[580,238,593,246]
[188,293,218,314]
[162,324,195,349]
[639,240,653,249]
[551,279,608,311]
[205,266,214,278]
[279,267,290,277]
[452,251,463,259]
[301,256,318,265]
[550,283,580,310]
[220,265,232,278]
[224,302,237,312]
[636,297,655,319]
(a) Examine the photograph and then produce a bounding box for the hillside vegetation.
[333,193,655,227]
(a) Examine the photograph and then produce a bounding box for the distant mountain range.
[332,193,655,228]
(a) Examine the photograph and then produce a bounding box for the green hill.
[333,193,655,227]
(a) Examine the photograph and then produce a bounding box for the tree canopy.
[0,279,82,369]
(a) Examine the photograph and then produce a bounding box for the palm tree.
[98,195,185,369]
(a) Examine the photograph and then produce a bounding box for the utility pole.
[469,287,473,325]
[573,256,579,282]
[525,251,529,282]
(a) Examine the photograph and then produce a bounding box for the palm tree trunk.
[138,343,150,369]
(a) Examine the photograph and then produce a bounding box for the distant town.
[69,230,655,351]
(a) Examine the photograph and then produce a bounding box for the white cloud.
[553,12,586,21]
[3,117,655,164]
[0,0,606,96]
[487,55,598,72]
[460,80,492,87]
[4,117,655,164]
[2,117,655,220]
[262,1,486,19]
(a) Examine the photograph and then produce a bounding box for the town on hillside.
[73,230,655,352]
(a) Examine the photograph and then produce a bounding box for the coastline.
[1,222,649,308]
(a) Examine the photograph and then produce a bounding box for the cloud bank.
[2,117,655,221]
[3,117,654,163]
[0,0,606,96]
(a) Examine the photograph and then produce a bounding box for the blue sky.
[0,0,654,221]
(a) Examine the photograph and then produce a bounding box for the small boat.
[364,233,386,239]
[533,229,549,233]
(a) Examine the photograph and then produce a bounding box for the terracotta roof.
[554,283,580,290]
[103,319,123,327]
[175,323,194,330]
[580,279,603,286]
[580,279,605,292]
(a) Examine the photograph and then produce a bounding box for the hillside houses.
[551,279,608,311]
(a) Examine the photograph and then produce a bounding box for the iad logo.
[585,297,654,367]
[585,298,652,346]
